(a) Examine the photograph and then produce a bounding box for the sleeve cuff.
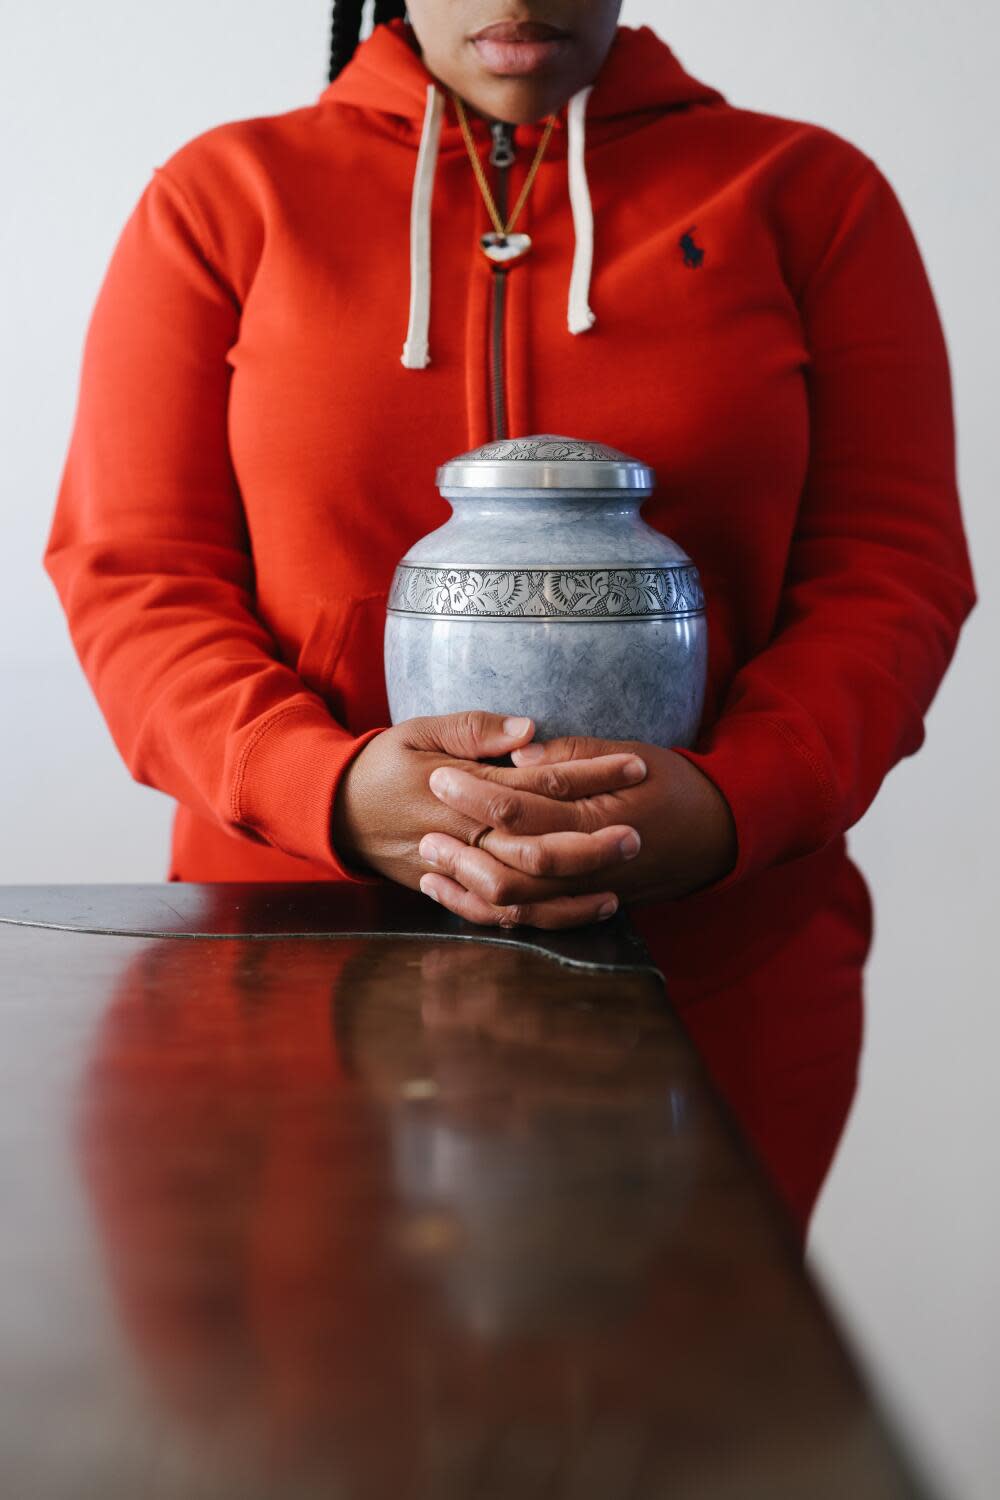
[231,701,388,883]
[670,711,838,898]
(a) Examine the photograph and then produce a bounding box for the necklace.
[450,90,558,267]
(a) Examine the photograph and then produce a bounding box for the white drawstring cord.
[566,83,596,334]
[402,80,595,367]
[401,83,444,369]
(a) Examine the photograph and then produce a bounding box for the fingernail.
[419,876,441,903]
[419,837,441,866]
[428,768,456,798]
[623,757,647,783]
[618,831,641,859]
[502,716,532,738]
[511,742,545,764]
[597,897,618,920]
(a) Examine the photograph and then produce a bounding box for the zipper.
[488,120,515,441]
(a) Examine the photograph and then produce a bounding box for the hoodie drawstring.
[566,84,597,334]
[401,83,445,370]
[401,82,596,369]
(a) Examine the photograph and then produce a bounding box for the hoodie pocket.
[295,592,390,735]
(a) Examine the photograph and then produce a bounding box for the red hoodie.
[44,20,976,1224]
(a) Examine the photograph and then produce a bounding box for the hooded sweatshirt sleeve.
[43,163,384,879]
[671,157,977,894]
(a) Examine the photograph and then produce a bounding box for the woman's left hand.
[418,736,738,928]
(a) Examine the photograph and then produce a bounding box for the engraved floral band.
[387,564,705,620]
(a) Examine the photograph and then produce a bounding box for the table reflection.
[340,940,696,1339]
[60,930,917,1498]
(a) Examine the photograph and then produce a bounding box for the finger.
[463,753,646,801]
[403,710,535,761]
[510,736,630,766]
[420,828,640,899]
[428,765,609,835]
[419,873,619,931]
[418,834,576,907]
[476,825,642,879]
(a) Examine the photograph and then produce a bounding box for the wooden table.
[0,884,929,1499]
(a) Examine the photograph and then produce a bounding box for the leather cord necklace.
[450,90,558,267]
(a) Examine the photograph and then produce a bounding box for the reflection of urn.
[384,435,708,747]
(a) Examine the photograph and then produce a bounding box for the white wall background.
[1,3,996,1496]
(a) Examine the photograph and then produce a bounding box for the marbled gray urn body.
[384,436,708,749]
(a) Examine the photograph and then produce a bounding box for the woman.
[43,1,977,1237]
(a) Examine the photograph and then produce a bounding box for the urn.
[384,435,707,748]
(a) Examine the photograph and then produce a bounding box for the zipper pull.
[489,120,516,168]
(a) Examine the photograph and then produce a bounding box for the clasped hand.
[331,711,737,930]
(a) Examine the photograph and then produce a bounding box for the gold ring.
[468,824,492,850]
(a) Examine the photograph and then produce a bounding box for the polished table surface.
[0,884,929,1499]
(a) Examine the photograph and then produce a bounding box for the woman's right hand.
[331,712,647,927]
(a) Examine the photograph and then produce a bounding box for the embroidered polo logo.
[679,228,705,269]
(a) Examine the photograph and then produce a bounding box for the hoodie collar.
[317,19,725,371]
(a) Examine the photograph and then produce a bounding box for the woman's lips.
[470,21,570,76]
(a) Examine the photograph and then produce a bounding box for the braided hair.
[329,0,408,83]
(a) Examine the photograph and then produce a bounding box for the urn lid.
[436,434,656,492]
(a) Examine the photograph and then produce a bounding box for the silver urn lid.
[436,434,656,492]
